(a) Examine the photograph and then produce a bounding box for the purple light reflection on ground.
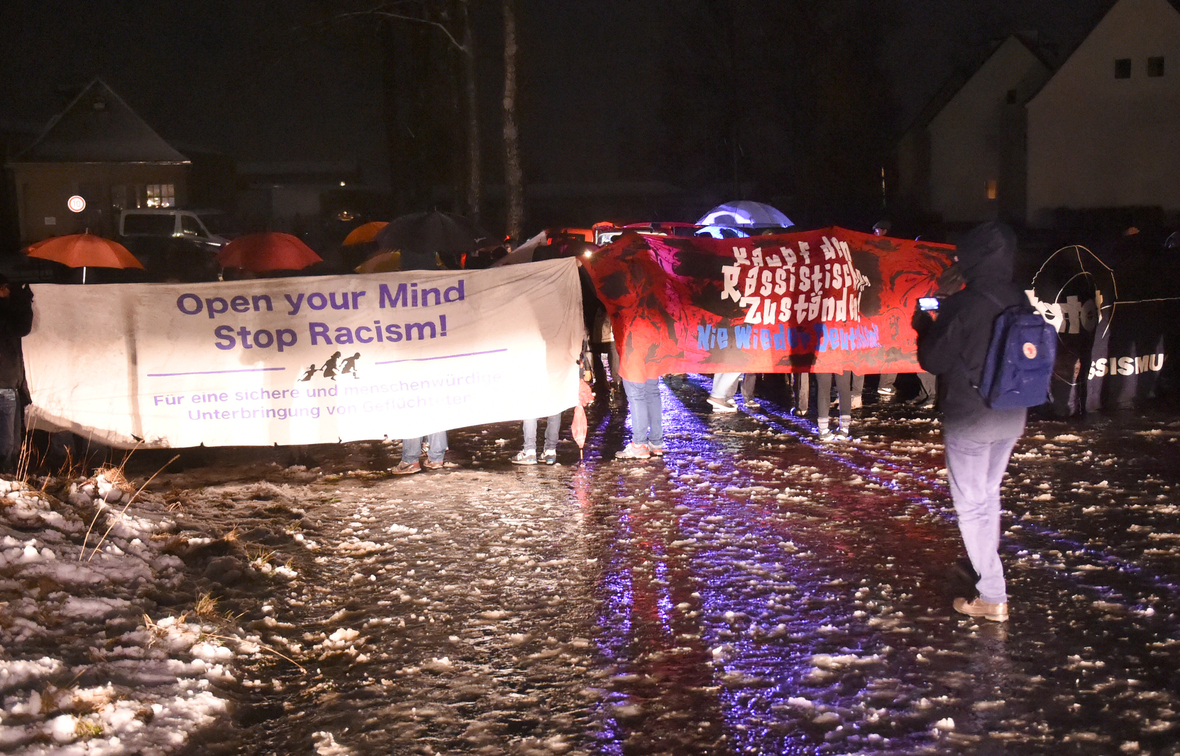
[652,383,836,752]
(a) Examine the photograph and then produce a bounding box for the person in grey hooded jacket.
[914,221,1027,622]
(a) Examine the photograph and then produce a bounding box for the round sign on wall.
[67,195,86,213]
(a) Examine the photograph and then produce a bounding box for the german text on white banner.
[25,259,584,448]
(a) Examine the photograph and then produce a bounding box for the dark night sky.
[0,0,1116,193]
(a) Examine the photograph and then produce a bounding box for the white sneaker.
[708,396,737,413]
[511,450,537,465]
[617,443,651,460]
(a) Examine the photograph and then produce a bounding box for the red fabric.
[584,228,955,382]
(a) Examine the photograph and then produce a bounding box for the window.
[145,184,175,208]
[986,180,998,200]
[122,214,175,235]
[181,215,203,236]
[111,184,127,210]
[1115,58,1131,78]
[1148,56,1165,77]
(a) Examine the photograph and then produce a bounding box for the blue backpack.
[975,291,1057,410]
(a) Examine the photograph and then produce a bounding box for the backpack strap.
[955,288,1008,389]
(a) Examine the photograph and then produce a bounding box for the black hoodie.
[916,221,1028,438]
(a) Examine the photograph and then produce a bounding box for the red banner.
[585,228,955,382]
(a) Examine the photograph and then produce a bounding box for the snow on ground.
[0,470,254,755]
[2,384,1180,755]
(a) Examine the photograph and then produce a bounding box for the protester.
[791,373,810,416]
[512,413,562,465]
[741,373,759,408]
[591,305,623,406]
[910,372,938,409]
[707,373,740,412]
[0,275,33,475]
[708,372,758,412]
[618,377,663,459]
[914,221,1028,622]
[815,370,854,440]
[390,248,457,475]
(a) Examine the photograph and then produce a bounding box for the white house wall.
[928,37,1051,224]
[1027,0,1180,227]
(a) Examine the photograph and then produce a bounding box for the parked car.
[117,208,238,282]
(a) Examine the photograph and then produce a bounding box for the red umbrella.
[216,232,322,272]
[26,233,144,284]
[572,379,594,459]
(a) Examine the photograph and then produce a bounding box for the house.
[6,78,190,245]
[1026,0,1180,228]
[893,34,1055,228]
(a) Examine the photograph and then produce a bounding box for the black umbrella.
[376,211,492,269]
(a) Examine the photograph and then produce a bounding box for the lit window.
[986,180,998,200]
[145,184,176,208]
[1115,58,1131,78]
[1148,56,1165,77]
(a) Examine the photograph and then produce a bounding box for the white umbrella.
[492,230,548,266]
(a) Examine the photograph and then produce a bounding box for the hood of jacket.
[954,221,1016,286]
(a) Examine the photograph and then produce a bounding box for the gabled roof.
[897,33,1058,141]
[12,78,188,164]
[1027,0,1180,107]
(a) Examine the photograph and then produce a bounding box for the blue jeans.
[523,413,561,454]
[622,378,662,446]
[0,389,19,472]
[402,431,448,465]
[944,432,1019,605]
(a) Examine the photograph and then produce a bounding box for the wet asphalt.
[137,375,1180,756]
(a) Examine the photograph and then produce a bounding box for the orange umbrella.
[216,232,323,272]
[26,233,144,284]
[342,221,388,246]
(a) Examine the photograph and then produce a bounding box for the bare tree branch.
[332,9,468,54]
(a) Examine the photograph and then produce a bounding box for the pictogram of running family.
[299,351,361,381]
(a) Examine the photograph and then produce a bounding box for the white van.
[118,208,235,252]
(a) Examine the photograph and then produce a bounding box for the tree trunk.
[380,18,408,215]
[459,0,481,223]
[501,0,524,243]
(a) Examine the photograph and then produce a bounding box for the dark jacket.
[916,222,1027,438]
[0,284,34,400]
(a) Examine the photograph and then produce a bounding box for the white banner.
[26,259,584,448]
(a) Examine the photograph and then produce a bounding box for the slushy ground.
[3,375,1178,755]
